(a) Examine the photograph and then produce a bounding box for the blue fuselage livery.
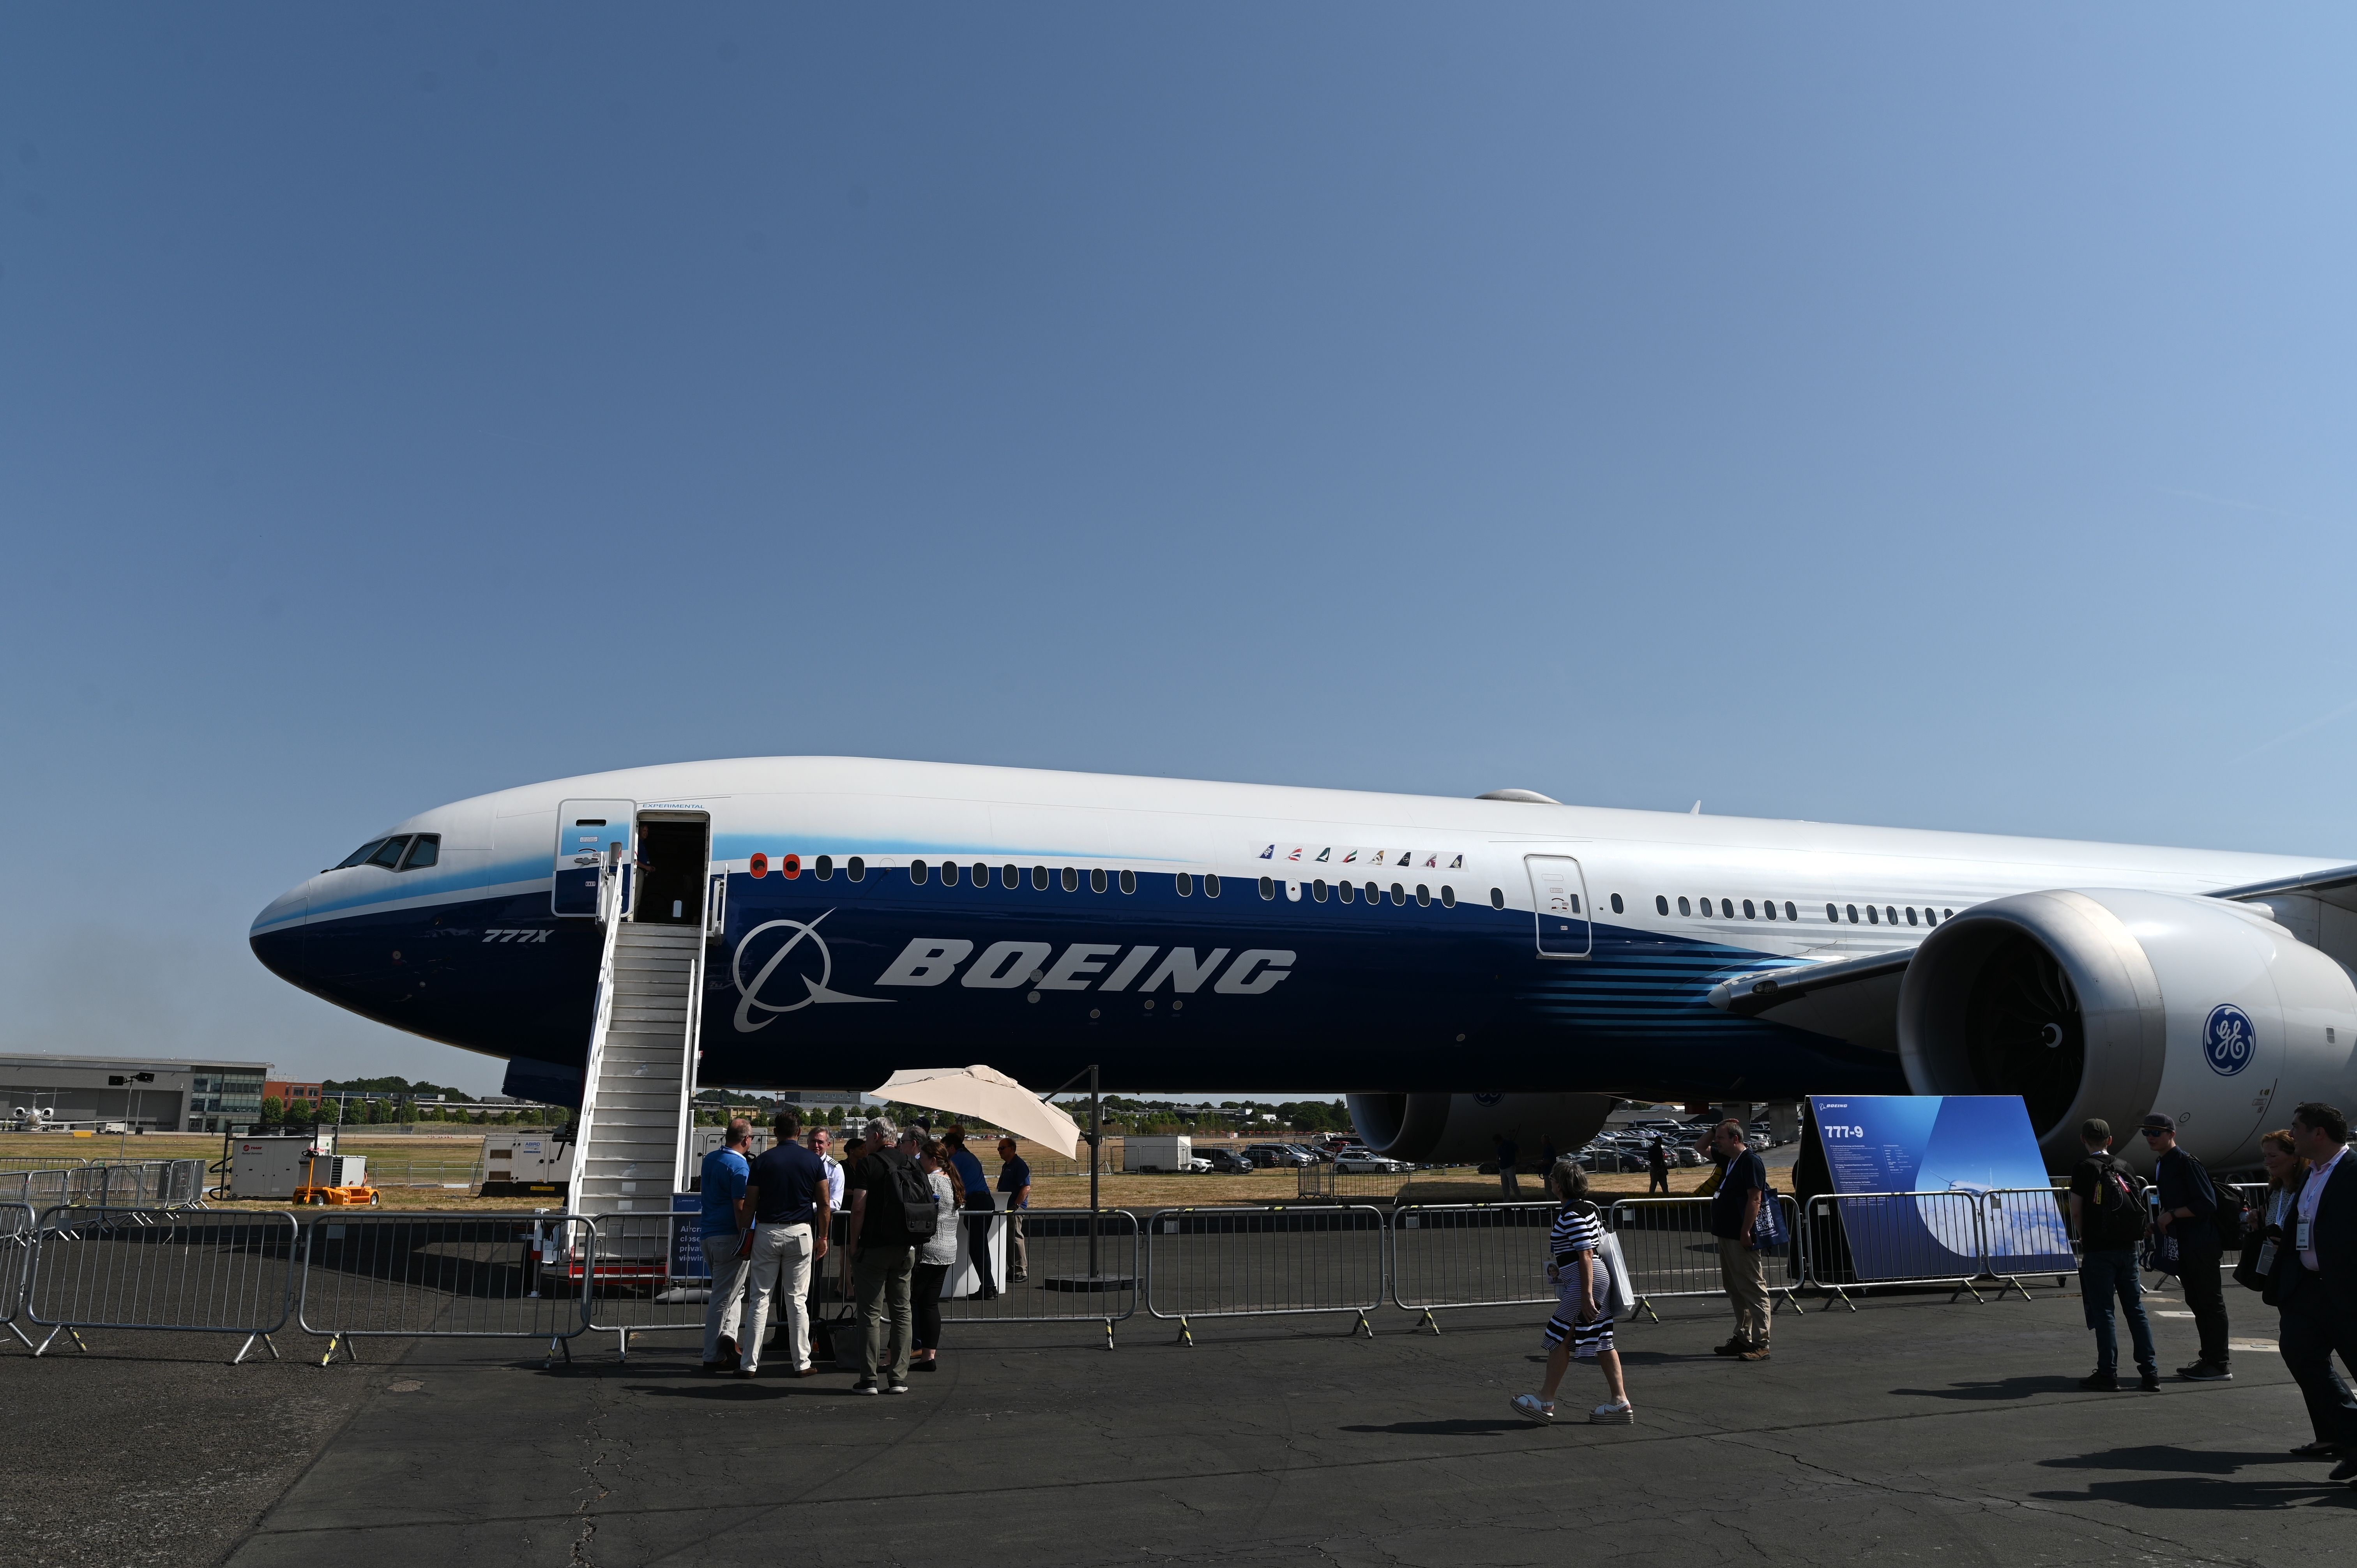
[249,755,2338,1112]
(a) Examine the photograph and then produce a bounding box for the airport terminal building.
[0,1053,272,1133]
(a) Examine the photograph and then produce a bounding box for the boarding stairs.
[570,863,709,1252]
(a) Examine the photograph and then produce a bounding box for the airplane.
[249,756,2357,1175]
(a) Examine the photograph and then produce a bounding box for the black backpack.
[2209,1175,2247,1249]
[884,1153,938,1240]
[2082,1156,2150,1249]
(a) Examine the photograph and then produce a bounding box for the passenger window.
[1002,864,1018,889]
[910,859,930,885]
[1390,882,1406,905]
[1260,876,1276,900]
[1340,880,1357,904]
[1313,879,1329,902]
[1721,899,1735,918]
[367,837,410,869]
[398,835,440,871]
[1942,908,1952,920]
[1489,887,1504,909]
[1062,867,1079,892]
[1905,907,1918,926]
[1760,899,1772,920]
[1440,885,1455,908]
[1371,881,1384,904]
[1677,896,1691,916]
[941,860,960,886]
[1785,902,1797,922]
[1033,865,1049,891]
[336,839,388,870]
[1177,872,1194,897]
[1119,869,1136,895]
[1205,874,1221,898]
[1826,904,1838,922]
[1415,884,1430,906]
[1846,904,1859,923]
[1091,867,1108,894]
[1610,893,1624,914]
[1742,899,1756,919]
[1885,906,1897,925]
[848,856,865,881]
[1866,904,1879,924]
[815,854,834,880]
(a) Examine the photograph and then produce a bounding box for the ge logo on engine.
[2202,1004,2256,1077]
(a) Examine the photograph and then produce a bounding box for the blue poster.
[1810,1095,2074,1279]
[670,1192,707,1282]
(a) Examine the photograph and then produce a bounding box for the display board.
[1808,1094,2074,1279]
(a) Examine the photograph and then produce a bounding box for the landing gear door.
[553,800,634,916]
[1526,855,1592,959]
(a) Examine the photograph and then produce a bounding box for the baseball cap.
[2140,1113,2176,1135]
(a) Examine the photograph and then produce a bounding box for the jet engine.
[1897,888,2357,1172]
[1344,1091,1620,1165]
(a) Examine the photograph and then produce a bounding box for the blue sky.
[5,7,2356,1093]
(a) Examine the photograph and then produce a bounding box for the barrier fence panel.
[1978,1188,2078,1289]
[1389,1202,1557,1330]
[0,1156,88,1175]
[299,1212,593,1365]
[935,1208,1141,1346]
[27,1206,300,1362]
[163,1160,208,1209]
[1144,1204,1387,1343]
[583,1211,704,1360]
[1608,1195,1804,1317]
[1803,1192,1995,1307]
[0,1201,32,1349]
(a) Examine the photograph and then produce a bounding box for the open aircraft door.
[553,799,634,916]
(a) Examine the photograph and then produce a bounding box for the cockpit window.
[398,835,440,871]
[366,836,412,869]
[336,839,389,869]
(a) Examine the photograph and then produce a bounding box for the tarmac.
[6,1273,2354,1568]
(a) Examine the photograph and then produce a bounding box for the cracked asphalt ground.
[9,1283,2356,1568]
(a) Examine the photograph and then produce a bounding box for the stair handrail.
[570,856,631,1197]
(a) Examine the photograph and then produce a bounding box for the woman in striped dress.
[1513,1160,1634,1425]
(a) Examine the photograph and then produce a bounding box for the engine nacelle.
[1345,1091,1620,1165]
[1898,888,2357,1174]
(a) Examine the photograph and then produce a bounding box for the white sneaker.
[1590,1401,1634,1425]
[1511,1393,1555,1424]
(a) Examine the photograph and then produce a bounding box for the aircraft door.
[553,800,634,916]
[1525,855,1592,959]
[634,813,711,926]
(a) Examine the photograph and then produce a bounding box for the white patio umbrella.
[869,1064,1083,1159]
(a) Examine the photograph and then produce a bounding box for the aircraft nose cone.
[249,883,311,989]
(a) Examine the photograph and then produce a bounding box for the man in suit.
[2275,1101,2357,1481]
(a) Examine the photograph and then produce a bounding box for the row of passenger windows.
[904,860,1487,909]
[333,834,441,873]
[1647,892,1952,927]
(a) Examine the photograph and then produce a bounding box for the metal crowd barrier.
[1144,1204,1387,1343]
[0,1156,90,1175]
[0,1169,74,1206]
[1610,1195,1804,1318]
[26,1206,300,1363]
[1389,1202,1557,1330]
[0,1202,33,1349]
[1978,1187,2080,1288]
[298,1211,593,1365]
[582,1211,704,1360]
[1803,1191,2011,1307]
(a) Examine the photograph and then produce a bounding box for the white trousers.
[740,1223,815,1374]
[703,1230,751,1362]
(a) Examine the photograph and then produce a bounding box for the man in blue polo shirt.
[942,1127,997,1299]
[701,1118,754,1371]
[997,1137,1032,1284]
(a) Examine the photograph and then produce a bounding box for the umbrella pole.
[1088,1063,1101,1278]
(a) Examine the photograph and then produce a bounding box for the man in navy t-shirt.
[700,1118,753,1370]
[997,1137,1032,1284]
[734,1110,829,1377]
[1707,1119,1772,1362]
[942,1128,997,1299]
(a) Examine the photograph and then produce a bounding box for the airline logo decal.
[731,911,892,1033]
[1255,844,1464,871]
[727,921,1297,1031]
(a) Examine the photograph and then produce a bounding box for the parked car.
[1183,1156,1214,1173]
[1244,1143,1314,1168]
[1332,1147,1412,1174]
[1201,1148,1257,1174]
